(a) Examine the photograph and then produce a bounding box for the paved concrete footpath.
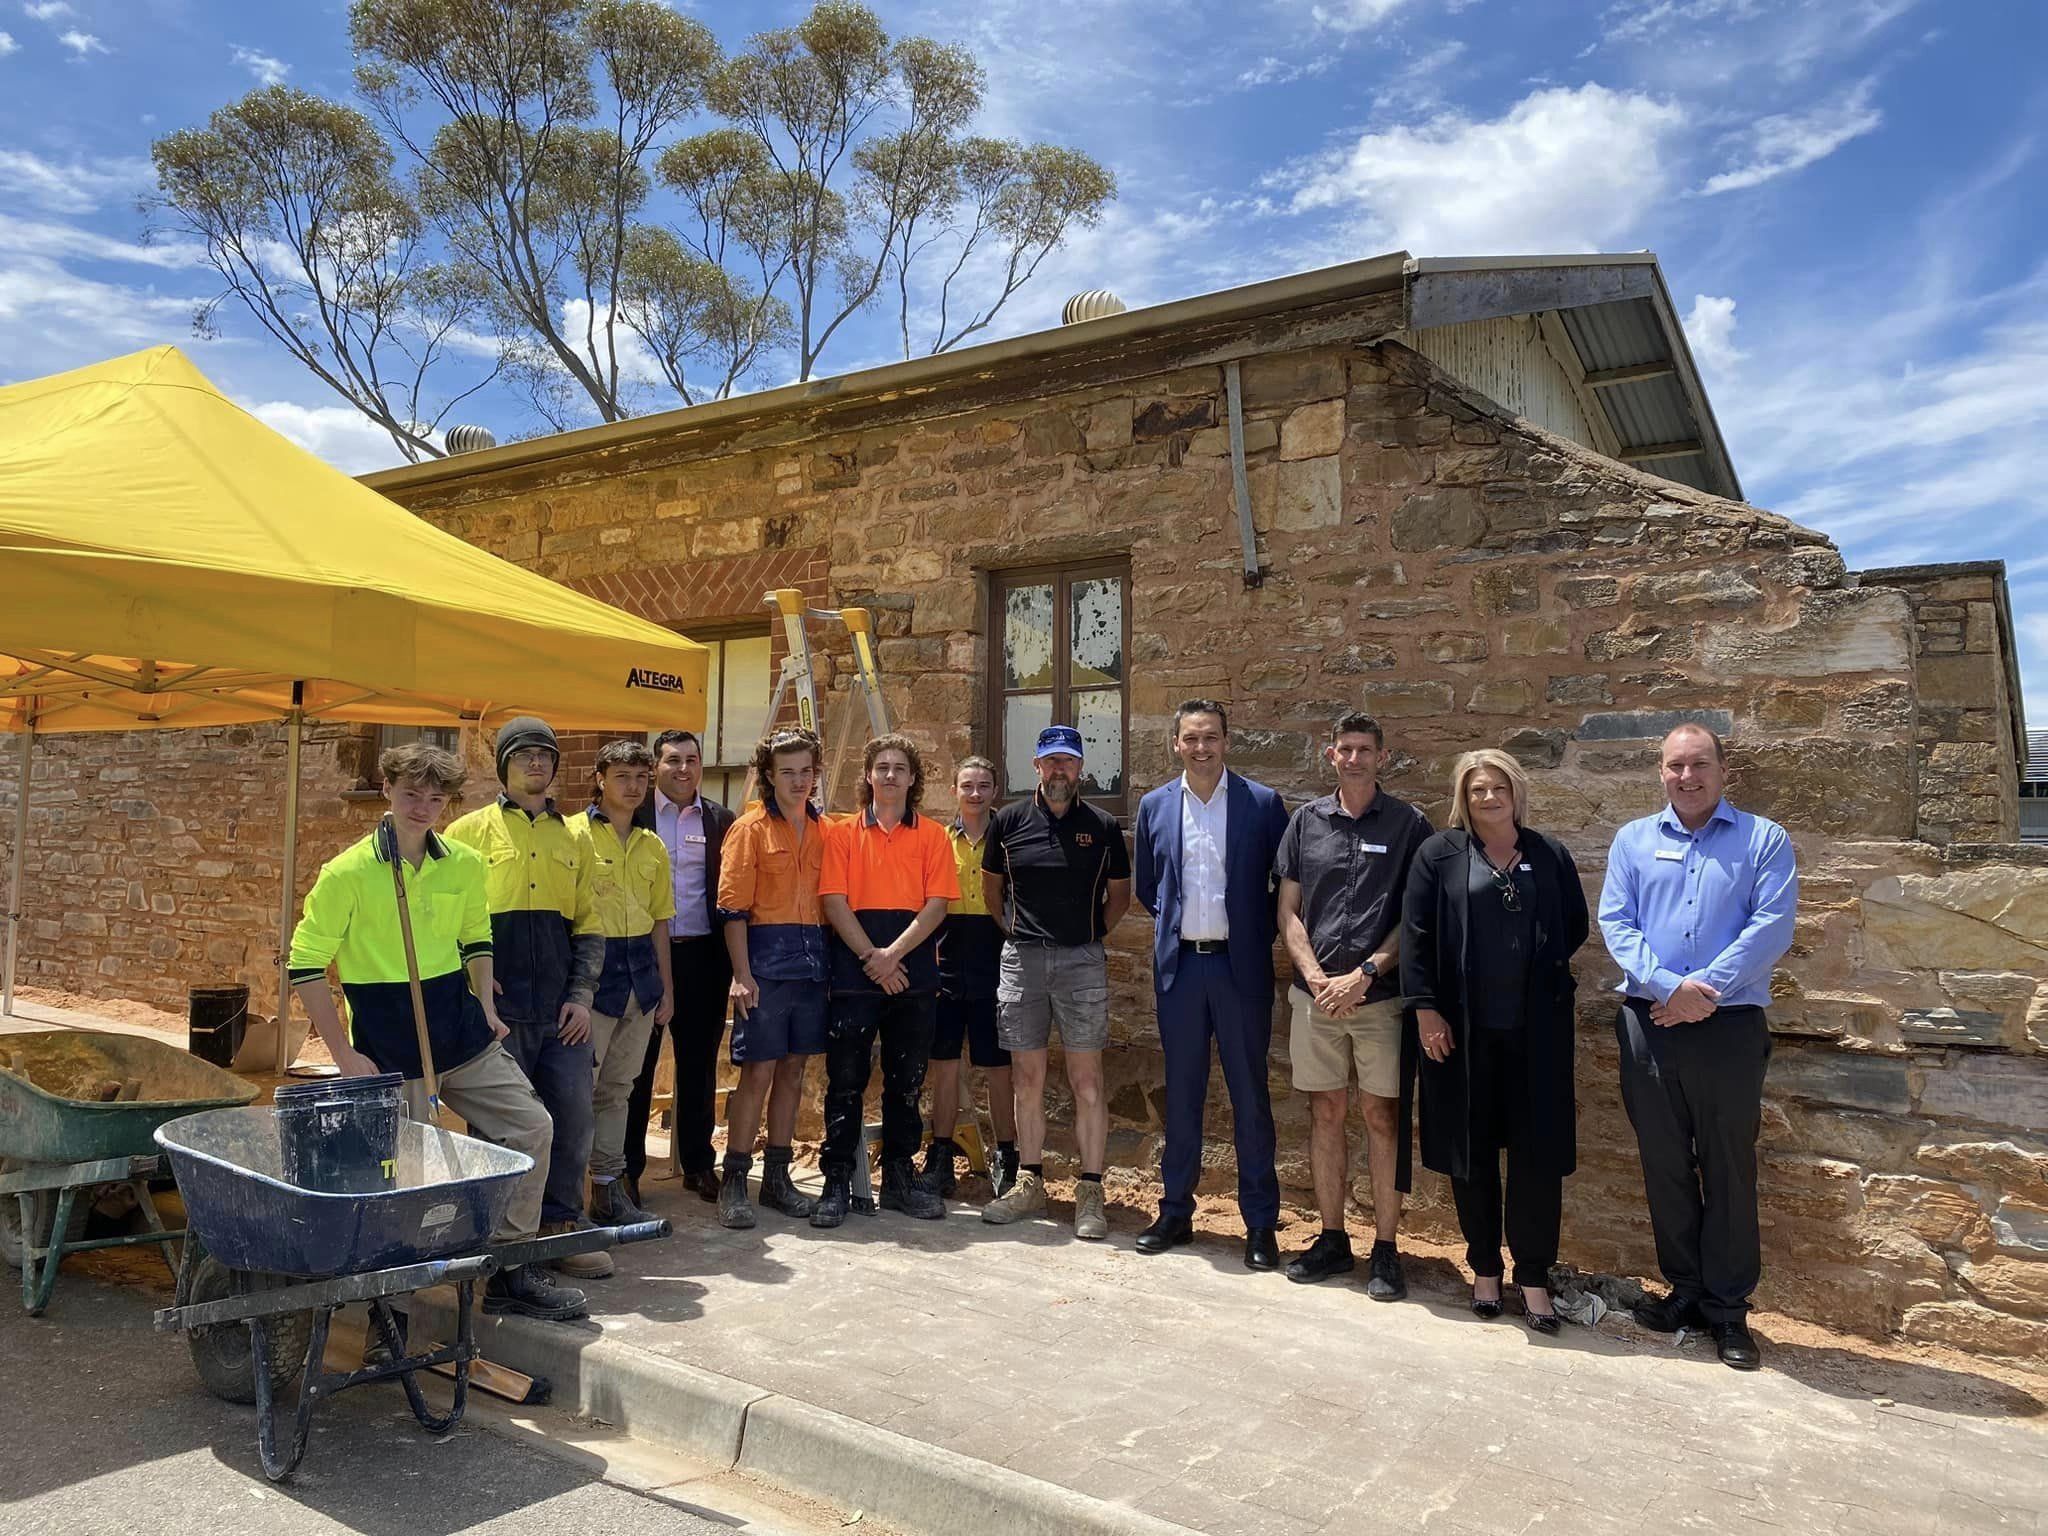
[412,1179,2048,1536]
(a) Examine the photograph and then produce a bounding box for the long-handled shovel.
[384,815,442,1125]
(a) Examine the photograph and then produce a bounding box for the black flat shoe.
[1135,1214,1195,1254]
[1713,1319,1762,1371]
[685,1168,722,1204]
[1243,1227,1279,1271]
[1633,1290,1703,1333]
[1471,1282,1504,1319]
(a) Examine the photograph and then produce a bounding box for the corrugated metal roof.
[2026,729,2048,783]
[1411,259,1739,500]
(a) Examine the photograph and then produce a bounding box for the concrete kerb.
[404,1290,1197,1536]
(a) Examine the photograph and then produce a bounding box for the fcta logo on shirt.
[625,666,688,694]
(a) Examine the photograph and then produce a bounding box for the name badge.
[1518,864,1532,871]
[683,833,707,845]
[1361,842,1388,854]
[1654,849,1685,862]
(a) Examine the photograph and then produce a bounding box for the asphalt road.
[0,1272,821,1536]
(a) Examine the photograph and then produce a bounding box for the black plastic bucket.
[187,984,249,1069]
[273,1073,404,1194]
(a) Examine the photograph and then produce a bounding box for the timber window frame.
[985,558,1131,818]
[651,623,772,810]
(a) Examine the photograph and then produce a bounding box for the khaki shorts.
[1290,992,1404,1098]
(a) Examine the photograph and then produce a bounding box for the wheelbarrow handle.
[489,1219,672,1272]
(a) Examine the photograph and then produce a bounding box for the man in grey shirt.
[1276,711,1433,1297]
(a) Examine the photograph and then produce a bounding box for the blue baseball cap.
[1033,725,1085,761]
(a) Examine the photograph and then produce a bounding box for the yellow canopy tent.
[0,346,708,1068]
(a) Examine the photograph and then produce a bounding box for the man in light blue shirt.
[1599,723,1796,1372]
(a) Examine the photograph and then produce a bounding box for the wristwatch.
[1361,959,1379,980]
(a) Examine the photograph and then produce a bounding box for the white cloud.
[57,28,104,56]
[0,212,203,270]
[1236,54,1336,89]
[247,399,414,475]
[0,30,16,55]
[0,258,197,359]
[1309,0,1415,33]
[1282,83,1686,253]
[231,45,289,86]
[21,2,72,20]
[0,148,152,214]
[1701,79,1883,194]
[1683,293,1742,372]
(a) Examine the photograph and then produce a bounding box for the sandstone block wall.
[1862,563,2025,847]
[5,325,2043,1362]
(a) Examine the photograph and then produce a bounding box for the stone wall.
[1862,562,2026,847]
[6,324,2044,1361]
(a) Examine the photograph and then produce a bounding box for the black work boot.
[811,1174,852,1229]
[881,1158,946,1220]
[589,1178,653,1226]
[718,1156,756,1230]
[988,1146,1020,1200]
[483,1263,589,1322]
[920,1138,959,1198]
[757,1146,817,1220]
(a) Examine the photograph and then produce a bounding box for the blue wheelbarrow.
[151,1105,670,1480]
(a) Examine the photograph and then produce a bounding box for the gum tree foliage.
[151,0,1116,459]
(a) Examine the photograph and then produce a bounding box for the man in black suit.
[624,728,737,1205]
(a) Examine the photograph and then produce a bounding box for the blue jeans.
[503,1018,595,1228]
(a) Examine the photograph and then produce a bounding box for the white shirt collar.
[1180,770,1230,806]
[656,786,703,817]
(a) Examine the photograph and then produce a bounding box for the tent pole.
[275,687,304,1074]
[3,720,31,1018]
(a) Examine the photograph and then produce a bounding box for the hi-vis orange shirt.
[819,808,958,993]
[716,798,827,981]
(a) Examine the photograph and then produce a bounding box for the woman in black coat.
[1401,748,1589,1333]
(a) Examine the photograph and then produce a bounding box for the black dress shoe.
[685,1168,722,1204]
[1284,1230,1355,1284]
[1525,1307,1562,1336]
[1633,1290,1704,1333]
[1134,1214,1195,1254]
[1713,1319,1762,1370]
[1471,1282,1504,1320]
[1243,1228,1279,1271]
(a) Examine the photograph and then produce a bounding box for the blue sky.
[2,0,2044,716]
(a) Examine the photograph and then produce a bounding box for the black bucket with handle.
[272,1072,404,1194]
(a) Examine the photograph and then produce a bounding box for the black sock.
[1023,1162,1044,1178]
[1079,1171,1103,1184]
[1324,1227,1348,1239]
[998,1140,1017,1154]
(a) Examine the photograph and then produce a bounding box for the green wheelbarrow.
[0,1030,258,1315]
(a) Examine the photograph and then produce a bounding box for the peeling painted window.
[989,561,1130,812]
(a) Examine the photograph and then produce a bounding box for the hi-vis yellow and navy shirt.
[570,806,676,1017]
[288,824,496,1078]
[938,821,1001,1001]
[445,795,604,1026]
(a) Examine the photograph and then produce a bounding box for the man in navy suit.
[1132,700,1292,1270]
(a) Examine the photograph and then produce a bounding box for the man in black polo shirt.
[980,725,1132,1238]
[1275,710,1433,1297]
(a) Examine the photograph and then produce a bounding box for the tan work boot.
[542,1218,614,1279]
[1073,1179,1107,1240]
[981,1167,1046,1225]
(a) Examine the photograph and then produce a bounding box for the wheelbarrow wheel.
[184,1255,314,1405]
